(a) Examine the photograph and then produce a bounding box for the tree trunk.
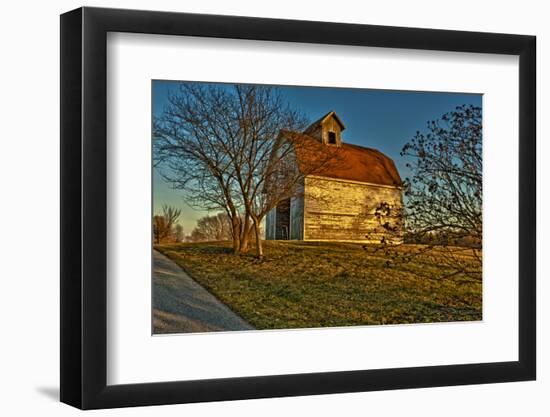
[252,216,263,259]
[247,224,255,243]
[239,216,252,253]
[231,217,241,253]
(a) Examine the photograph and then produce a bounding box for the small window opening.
[328,131,337,144]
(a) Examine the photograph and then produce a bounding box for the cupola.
[303,111,346,146]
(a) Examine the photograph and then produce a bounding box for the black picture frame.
[60,6,536,410]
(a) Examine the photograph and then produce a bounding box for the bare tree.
[154,84,252,252]
[174,224,184,243]
[219,87,335,259]
[190,213,233,242]
[152,204,182,244]
[152,215,167,244]
[154,83,336,258]
[365,105,482,279]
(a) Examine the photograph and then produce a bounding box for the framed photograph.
[60,6,536,409]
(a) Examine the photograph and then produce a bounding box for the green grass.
[155,241,482,330]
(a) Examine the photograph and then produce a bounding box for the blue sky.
[153,80,482,233]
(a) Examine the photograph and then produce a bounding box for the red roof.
[281,131,402,187]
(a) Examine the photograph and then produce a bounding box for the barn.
[265,111,403,244]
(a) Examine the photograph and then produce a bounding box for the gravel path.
[153,250,254,334]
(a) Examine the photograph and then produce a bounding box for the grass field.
[155,241,482,330]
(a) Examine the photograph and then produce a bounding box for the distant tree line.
[189,213,232,242]
[186,212,263,243]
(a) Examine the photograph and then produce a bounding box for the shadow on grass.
[197,245,235,255]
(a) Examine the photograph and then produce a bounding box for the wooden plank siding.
[290,195,304,240]
[303,176,403,243]
[265,207,276,240]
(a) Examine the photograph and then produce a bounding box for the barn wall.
[265,208,276,240]
[303,176,403,243]
[290,195,304,240]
